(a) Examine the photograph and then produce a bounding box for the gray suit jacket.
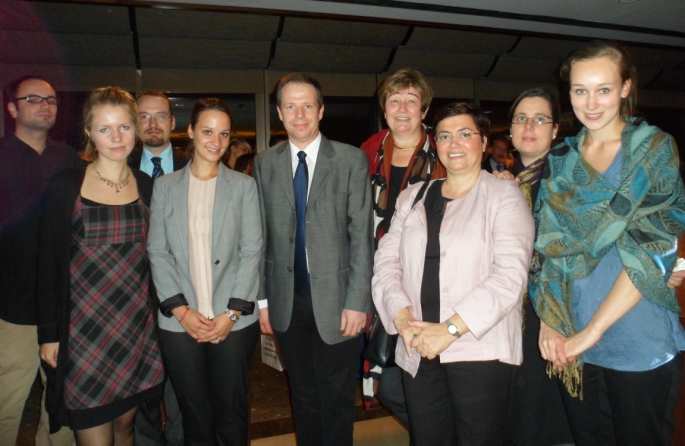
[254,135,373,345]
[147,163,262,332]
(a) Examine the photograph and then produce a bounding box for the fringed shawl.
[529,119,685,396]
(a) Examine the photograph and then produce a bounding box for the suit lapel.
[175,165,191,263]
[276,142,295,208]
[307,135,332,208]
[211,164,229,253]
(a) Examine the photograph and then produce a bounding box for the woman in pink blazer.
[372,102,534,446]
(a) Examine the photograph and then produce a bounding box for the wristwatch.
[446,322,461,337]
[225,310,240,322]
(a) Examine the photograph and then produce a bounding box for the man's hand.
[259,308,273,335]
[40,342,59,368]
[340,309,366,337]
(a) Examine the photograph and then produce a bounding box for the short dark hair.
[560,40,637,119]
[432,102,490,141]
[274,73,323,107]
[509,87,561,125]
[137,90,173,116]
[4,75,54,103]
[189,97,232,129]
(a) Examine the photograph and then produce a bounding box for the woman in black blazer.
[37,86,164,446]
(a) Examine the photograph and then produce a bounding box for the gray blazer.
[254,135,373,345]
[147,163,262,332]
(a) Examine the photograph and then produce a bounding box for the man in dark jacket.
[0,76,78,446]
[132,90,185,446]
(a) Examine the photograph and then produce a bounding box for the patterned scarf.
[516,155,548,210]
[529,119,685,397]
[371,130,446,238]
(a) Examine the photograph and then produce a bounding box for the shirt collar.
[142,143,172,162]
[289,132,321,166]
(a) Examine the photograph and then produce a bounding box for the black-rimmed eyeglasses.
[15,95,58,105]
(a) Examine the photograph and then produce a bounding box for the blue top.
[139,144,174,177]
[572,149,685,371]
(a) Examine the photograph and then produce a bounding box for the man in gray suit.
[254,73,373,446]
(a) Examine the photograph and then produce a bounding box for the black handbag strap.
[411,179,431,210]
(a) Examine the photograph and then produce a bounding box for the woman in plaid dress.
[37,87,164,445]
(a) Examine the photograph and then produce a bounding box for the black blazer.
[128,145,188,174]
[36,165,153,432]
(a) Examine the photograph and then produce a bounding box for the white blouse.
[187,172,217,318]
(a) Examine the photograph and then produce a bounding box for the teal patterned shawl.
[530,118,685,343]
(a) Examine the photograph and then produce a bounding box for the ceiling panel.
[0,31,135,66]
[270,42,390,73]
[487,56,560,82]
[139,37,270,69]
[509,37,588,61]
[1,1,130,34]
[405,28,517,54]
[280,17,407,47]
[388,48,493,78]
[136,8,280,41]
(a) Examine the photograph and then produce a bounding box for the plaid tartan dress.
[64,197,163,416]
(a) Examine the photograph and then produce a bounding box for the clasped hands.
[173,306,236,344]
[539,321,602,370]
[394,314,458,360]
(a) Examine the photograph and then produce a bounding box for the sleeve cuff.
[258,299,269,309]
[37,323,58,344]
[159,293,189,318]
[228,298,255,315]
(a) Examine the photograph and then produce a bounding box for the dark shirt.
[384,165,406,226]
[0,135,79,324]
[420,180,450,324]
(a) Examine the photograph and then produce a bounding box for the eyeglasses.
[139,112,171,122]
[15,95,58,105]
[511,114,553,126]
[435,128,480,145]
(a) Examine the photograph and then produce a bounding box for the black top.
[420,180,450,324]
[0,135,80,324]
[381,165,407,231]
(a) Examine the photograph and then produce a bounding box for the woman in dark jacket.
[37,86,164,445]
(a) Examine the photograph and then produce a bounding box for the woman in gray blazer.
[147,98,263,446]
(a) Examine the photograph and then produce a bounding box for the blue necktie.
[151,156,164,178]
[293,151,309,294]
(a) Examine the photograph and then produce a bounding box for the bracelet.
[178,306,189,324]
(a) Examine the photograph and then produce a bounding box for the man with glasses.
[0,76,78,446]
[132,90,185,446]
[130,91,187,178]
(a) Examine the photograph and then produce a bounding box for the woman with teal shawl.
[529,41,685,446]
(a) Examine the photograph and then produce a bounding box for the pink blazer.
[372,173,534,377]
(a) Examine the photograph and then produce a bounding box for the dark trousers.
[134,379,183,446]
[402,358,515,446]
[378,365,409,428]
[158,323,259,446]
[274,290,359,446]
[559,356,682,446]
